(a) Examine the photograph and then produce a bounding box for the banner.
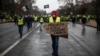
[44,22,68,38]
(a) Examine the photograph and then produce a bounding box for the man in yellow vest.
[39,16,44,31]
[17,16,24,38]
[34,15,38,27]
[49,10,60,56]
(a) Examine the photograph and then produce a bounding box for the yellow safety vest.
[49,16,60,23]
[34,16,37,21]
[40,17,44,23]
[77,15,80,18]
[18,18,23,25]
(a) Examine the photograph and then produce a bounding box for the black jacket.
[96,17,100,25]
[25,16,33,24]
[81,17,87,24]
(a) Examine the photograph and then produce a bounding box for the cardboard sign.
[44,22,68,38]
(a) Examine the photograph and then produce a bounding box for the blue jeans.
[51,35,59,55]
[18,26,23,37]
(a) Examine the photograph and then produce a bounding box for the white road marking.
[0,24,40,56]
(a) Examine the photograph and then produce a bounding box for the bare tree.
[0,0,36,15]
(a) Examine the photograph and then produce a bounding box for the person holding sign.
[49,10,61,56]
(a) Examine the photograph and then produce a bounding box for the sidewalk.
[86,20,97,27]
[78,19,97,28]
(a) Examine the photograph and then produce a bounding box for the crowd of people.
[0,13,100,38]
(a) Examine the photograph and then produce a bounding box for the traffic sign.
[44,4,49,9]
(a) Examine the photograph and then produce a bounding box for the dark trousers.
[51,35,59,55]
[18,26,23,38]
[27,23,32,31]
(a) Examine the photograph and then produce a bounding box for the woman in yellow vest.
[49,10,60,56]
[17,16,25,38]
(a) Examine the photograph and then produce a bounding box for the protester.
[48,10,61,56]
[39,16,44,31]
[81,15,87,30]
[17,16,25,38]
[95,15,100,31]
[71,15,76,27]
[14,15,18,25]
[25,14,33,31]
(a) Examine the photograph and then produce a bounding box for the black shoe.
[52,53,58,56]
[52,53,54,56]
[55,54,58,56]
[20,37,22,38]
[20,36,22,38]
[52,55,58,56]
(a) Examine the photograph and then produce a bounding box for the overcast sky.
[33,0,60,13]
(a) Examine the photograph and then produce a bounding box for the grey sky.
[33,0,60,13]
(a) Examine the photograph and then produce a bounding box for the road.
[0,22,100,56]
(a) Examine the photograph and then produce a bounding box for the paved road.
[0,23,35,54]
[0,22,100,56]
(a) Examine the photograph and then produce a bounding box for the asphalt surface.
[0,22,100,56]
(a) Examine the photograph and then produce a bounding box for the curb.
[86,24,96,28]
[77,23,96,28]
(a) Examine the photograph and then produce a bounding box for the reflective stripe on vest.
[18,18,23,25]
[49,16,60,23]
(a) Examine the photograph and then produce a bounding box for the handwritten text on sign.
[44,22,68,38]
